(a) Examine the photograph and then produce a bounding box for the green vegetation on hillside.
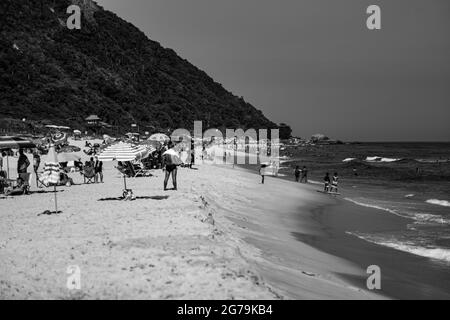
[0,0,291,138]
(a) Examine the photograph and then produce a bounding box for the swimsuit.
[166,164,177,172]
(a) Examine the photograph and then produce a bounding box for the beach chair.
[82,166,96,184]
[3,173,32,196]
[132,161,153,177]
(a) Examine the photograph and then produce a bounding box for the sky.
[95,0,450,141]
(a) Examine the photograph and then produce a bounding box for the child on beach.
[94,156,103,183]
[294,166,301,182]
[260,163,267,184]
[300,166,308,183]
[324,172,331,192]
[330,172,339,193]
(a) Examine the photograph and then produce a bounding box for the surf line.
[178,304,212,318]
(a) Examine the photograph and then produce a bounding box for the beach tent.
[98,142,151,192]
[40,144,61,213]
[149,133,170,143]
[0,136,36,179]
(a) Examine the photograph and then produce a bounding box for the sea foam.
[426,199,450,207]
[365,156,400,163]
[346,232,450,263]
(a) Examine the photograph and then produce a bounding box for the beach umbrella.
[0,136,36,149]
[98,142,150,162]
[51,131,68,145]
[41,144,61,213]
[0,136,36,179]
[149,133,170,143]
[98,142,151,192]
[73,130,82,135]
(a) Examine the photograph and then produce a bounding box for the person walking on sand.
[94,156,103,183]
[260,163,268,184]
[163,142,178,191]
[300,166,308,183]
[330,172,339,193]
[33,151,41,174]
[17,149,30,175]
[324,172,331,192]
[294,165,301,182]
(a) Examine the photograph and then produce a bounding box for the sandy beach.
[0,141,387,300]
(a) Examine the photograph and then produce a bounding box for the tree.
[279,123,292,140]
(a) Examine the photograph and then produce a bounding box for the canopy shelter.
[0,136,36,179]
[98,142,152,193]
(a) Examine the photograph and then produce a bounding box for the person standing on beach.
[33,151,41,174]
[163,142,178,191]
[324,172,331,192]
[189,141,195,169]
[294,166,301,182]
[94,156,103,183]
[330,172,339,193]
[260,163,267,184]
[300,166,308,183]
[17,149,30,175]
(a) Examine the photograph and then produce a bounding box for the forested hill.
[0,0,283,135]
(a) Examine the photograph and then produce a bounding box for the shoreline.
[206,165,385,299]
[234,164,450,299]
[3,142,448,299]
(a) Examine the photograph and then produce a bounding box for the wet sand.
[296,198,450,299]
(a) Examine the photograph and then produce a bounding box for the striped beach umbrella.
[41,145,60,185]
[51,131,68,145]
[98,142,153,196]
[41,144,61,213]
[0,136,36,149]
[98,142,150,162]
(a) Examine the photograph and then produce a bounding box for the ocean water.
[279,142,450,265]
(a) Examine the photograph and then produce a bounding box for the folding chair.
[82,166,96,184]
[132,161,153,178]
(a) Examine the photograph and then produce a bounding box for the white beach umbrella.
[149,133,170,143]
